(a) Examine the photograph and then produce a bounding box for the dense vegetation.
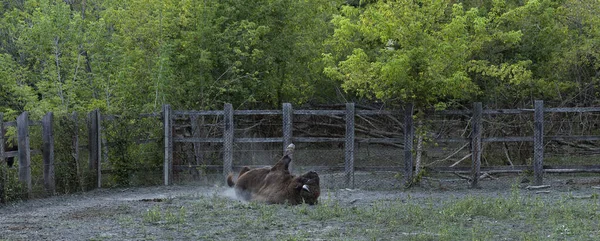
[1,0,599,119]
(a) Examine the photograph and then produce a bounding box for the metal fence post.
[345,103,355,188]
[403,103,414,186]
[471,102,482,188]
[223,103,234,181]
[534,100,544,185]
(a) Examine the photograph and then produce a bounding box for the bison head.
[295,171,320,205]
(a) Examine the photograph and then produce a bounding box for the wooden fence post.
[163,104,172,186]
[471,102,482,188]
[42,112,55,196]
[345,103,355,188]
[403,103,414,186]
[17,112,31,198]
[0,112,5,203]
[534,100,544,185]
[87,109,101,188]
[190,115,203,170]
[282,103,293,171]
[72,112,83,192]
[95,110,101,188]
[223,103,234,181]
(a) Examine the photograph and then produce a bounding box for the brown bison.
[227,144,320,205]
[2,140,16,168]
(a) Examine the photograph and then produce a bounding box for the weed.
[143,205,162,223]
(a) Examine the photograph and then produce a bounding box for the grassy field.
[1,174,600,240]
[123,188,600,240]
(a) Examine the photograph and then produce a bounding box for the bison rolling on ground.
[227,144,320,205]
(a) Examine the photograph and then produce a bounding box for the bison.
[2,140,16,168]
[227,144,320,205]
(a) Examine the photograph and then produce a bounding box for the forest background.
[0,0,599,120]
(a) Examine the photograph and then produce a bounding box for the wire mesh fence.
[3,101,600,202]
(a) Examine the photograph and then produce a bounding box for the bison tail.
[226,173,236,187]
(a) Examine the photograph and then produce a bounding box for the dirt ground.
[1,172,599,240]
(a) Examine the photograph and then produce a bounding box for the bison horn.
[302,184,310,192]
[286,143,295,152]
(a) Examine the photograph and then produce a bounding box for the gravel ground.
[1,172,599,240]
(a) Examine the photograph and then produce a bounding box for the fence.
[0,110,162,201]
[167,100,600,189]
[2,100,600,201]
[0,112,55,201]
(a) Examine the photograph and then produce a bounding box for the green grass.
[118,188,600,240]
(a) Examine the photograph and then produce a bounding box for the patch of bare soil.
[0,173,598,240]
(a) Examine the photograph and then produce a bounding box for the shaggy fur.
[227,146,320,205]
[2,140,16,167]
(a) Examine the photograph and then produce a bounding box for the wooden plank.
[356,138,403,144]
[533,100,544,185]
[471,102,482,188]
[173,110,224,116]
[292,137,345,143]
[356,110,394,115]
[429,166,529,173]
[3,151,17,158]
[429,165,600,174]
[434,110,472,115]
[235,138,282,143]
[434,137,470,143]
[234,110,282,115]
[175,136,405,144]
[482,109,534,114]
[223,103,234,181]
[17,112,31,198]
[42,112,55,196]
[403,103,414,186]
[2,120,42,127]
[100,115,116,121]
[139,113,160,118]
[163,105,173,186]
[545,107,600,113]
[174,164,600,174]
[293,109,346,115]
[345,103,355,188]
[174,137,223,143]
[483,136,533,142]
[547,136,600,141]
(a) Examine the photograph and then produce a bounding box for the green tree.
[324,1,484,109]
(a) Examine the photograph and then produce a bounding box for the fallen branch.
[571,195,594,199]
[449,153,472,167]
[426,142,469,167]
[525,185,551,190]
[452,172,496,183]
[502,142,514,167]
